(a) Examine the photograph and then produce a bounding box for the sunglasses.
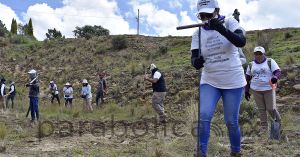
[197,13,214,20]
[254,51,263,56]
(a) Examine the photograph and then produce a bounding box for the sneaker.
[230,152,242,157]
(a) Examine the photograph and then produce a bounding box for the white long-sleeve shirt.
[0,84,5,96]
[49,83,59,94]
[63,86,73,98]
[81,84,92,99]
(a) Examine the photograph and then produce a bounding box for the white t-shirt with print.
[191,17,246,89]
[246,59,280,91]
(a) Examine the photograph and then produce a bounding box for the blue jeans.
[198,84,243,155]
[29,97,39,121]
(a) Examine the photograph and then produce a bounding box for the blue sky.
[1,0,300,40]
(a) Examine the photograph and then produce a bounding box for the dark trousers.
[30,97,39,121]
[51,93,60,105]
[6,94,15,109]
[64,98,73,107]
[96,91,104,106]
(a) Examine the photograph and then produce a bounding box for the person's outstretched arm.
[209,18,246,47]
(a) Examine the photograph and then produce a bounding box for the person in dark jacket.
[6,81,16,109]
[96,72,107,107]
[144,63,167,123]
[26,69,39,124]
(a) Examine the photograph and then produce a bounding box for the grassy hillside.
[0,28,300,156]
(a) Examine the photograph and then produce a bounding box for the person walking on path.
[191,0,246,156]
[144,63,167,123]
[81,79,93,112]
[63,82,73,108]
[245,46,281,134]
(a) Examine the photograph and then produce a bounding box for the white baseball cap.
[82,79,88,84]
[149,63,156,71]
[253,46,265,54]
[65,82,71,86]
[28,69,37,74]
[50,81,54,84]
[197,0,219,14]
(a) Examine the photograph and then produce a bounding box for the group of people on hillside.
[0,70,108,124]
[191,0,282,156]
[0,0,284,155]
[48,72,108,111]
[0,78,16,112]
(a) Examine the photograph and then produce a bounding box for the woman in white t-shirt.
[63,82,73,108]
[245,46,281,133]
[191,0,246,156]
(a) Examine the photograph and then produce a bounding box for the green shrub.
[9,35,33,44]
[243,42,255,63]
[9,35,23,44]
[239,100,258,125]
[285,55,296,65]
[95,46,106,55]
[284,32,293,39]
[0,37,8,47]
[287,71,297,81]
[256,31,272,52]
[111,36,127,50]
[158,45,168,55]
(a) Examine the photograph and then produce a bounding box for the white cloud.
[0,3,21,31]
[176,11,198,36]
[129,1,196,36]
[21,0,135,40]
[3,0,300,39]
[169,0,182,9]
[187,0,300,31]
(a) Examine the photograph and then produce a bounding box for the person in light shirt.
[81,79,93,112]
[6,81,16,109]
[144,63,167,124]
[63,82,73,108]
[190,0,246,156]
[49,80,61,105]
[0,78,7,111]
[245,46,281,134]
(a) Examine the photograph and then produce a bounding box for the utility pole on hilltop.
[136,9,140,35]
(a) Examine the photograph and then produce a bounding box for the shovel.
[269,80,281,140]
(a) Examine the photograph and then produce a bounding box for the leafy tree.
[46,28,64,40]
[10,18,17,34]
[73,25,109,39]
[0,20,8,37]
[26,18,34,36]
[17,23,27,35]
